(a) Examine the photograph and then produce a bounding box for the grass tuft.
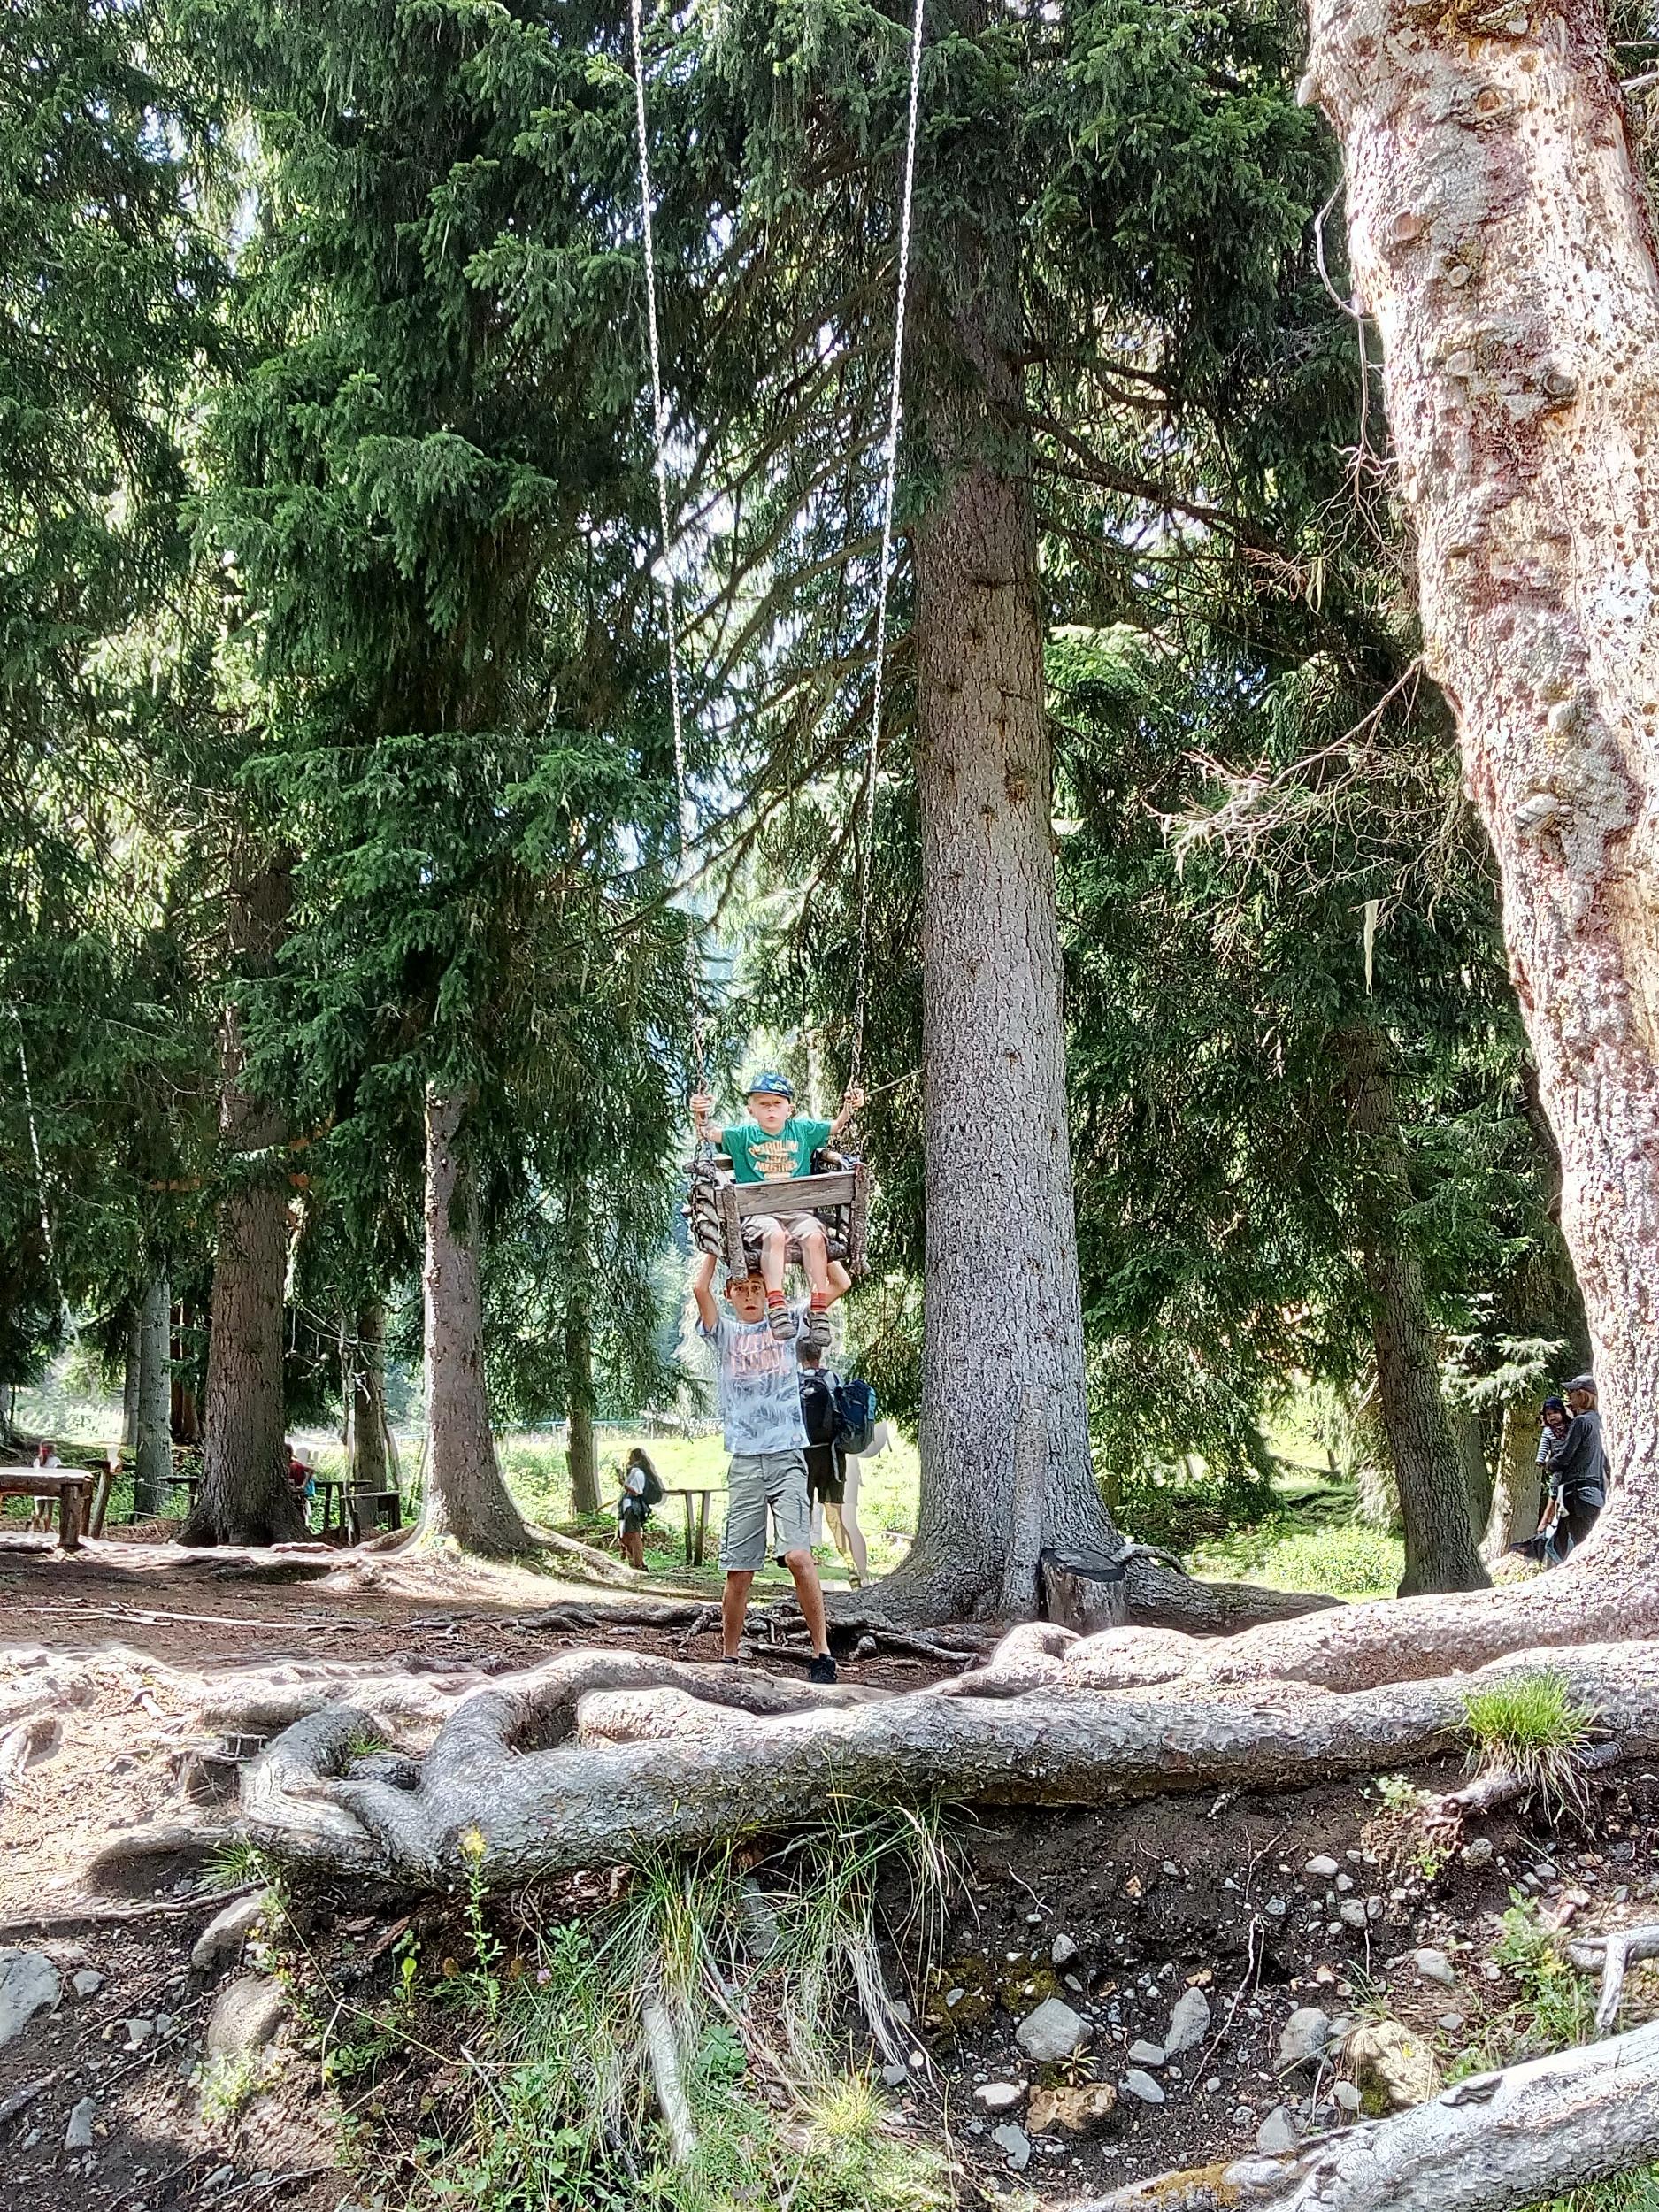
[1462,1671,1596,1818]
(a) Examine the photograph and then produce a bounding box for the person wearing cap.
[689,1072,864,1348]
[1544,1374,1607,1560]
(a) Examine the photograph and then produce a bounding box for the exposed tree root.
[1063,2018,1659,2212]
[1568,1924,1659,2036]
[237,1637,1659,1887]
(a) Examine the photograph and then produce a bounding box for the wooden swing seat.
[689,1150,871,1282]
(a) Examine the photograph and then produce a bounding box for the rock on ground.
[64,2096,97,2150]
[0,1951,60,2048]
[1128,2039,1166,2067]
[1277,2006,1333,2070]
[1345,2016,1438,2110]
[205,1974,288,2061]
[1414,1947,1457,1987]
[973,2081,1026,2112]
[1257,2105,1300,2154]
[191,1893,268,1976]
[992,2122,1031,2170]
[1029,2081,1118,2137]
[1122,2069,1164,2105]
[1015,1996,1092,2063]
[1164,1985,1211,2055]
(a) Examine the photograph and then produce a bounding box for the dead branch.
[1568,1924,1659,2035]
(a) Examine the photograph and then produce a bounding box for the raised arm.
[828,1085,866,1141]
[691,1247,720,1333]
[690,1089,721,1148]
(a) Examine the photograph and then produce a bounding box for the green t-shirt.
[721,1115,833,1185]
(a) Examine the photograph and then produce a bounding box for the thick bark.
[1342,1029,1488,1595]
[894,213,1115,1622]
[133,1268,172,1520]
[565,1296,600,1519]
[1484,1402,1543,1560]
[180,860,305,1548]
[1075,2018,1659,2212]
[414,1087,528,1558]
[239,1635,1659,1886]
[1300,0,1659,1577]
[348,1303,389,1493]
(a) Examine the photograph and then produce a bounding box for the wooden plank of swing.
[727,1170,861,1218]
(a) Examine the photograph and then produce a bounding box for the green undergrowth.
[1530,2173,1659,2212]
[325,1806,957,2212]
[1463,1671,1595,1819]
[1187,1511,1404,1596]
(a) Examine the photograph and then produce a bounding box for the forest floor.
[3,1525,1653,2212]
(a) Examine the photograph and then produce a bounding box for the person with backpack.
[616,1446,664,1570]
[797,1343,871,1588]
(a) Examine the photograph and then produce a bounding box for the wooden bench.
[346,1486,403,1544]
[663,1486,718,1567]
[0,1470,88,1552]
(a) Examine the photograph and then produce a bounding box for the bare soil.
[3,1527,1656,2211]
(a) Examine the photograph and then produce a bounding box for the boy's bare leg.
[780,1546,830,1655]
[757,1219,787,1295]
[798,1222,832,1302]
[722,1569,755,1657]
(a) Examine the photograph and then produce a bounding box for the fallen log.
[239,1637,1659,1888]
[1062,2018,1659,2212]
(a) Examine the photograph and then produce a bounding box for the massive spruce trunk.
[348,1302,390,1493]
[133,1267,172,1520]
[1343,1026,1489,1594]
[414,1087,528,1558]
[890,322,1117,1619]
[180,860,305,1548]
[1485,1399,1543,1558]
[1301,0,1659,1571]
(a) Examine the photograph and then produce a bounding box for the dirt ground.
[3,1526,1655,2212]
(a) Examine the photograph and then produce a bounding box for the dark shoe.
[808,1653,837,1685]
[767,1302,795,1340]
[803,1304,832,1351]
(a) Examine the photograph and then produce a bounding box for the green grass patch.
[1189,1515,1404,1598]
[1463,1671,1595,1817]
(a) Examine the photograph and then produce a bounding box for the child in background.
[690,1072,864,1348]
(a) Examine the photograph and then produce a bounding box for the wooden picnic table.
[0,1468,88,1552]
[664,1486,718,1567]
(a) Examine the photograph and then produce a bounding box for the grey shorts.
[722,1450,812,1571]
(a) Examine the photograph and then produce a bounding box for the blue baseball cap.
[745,1071,795,1100]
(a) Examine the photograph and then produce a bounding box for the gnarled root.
[1064,2018,1659,2212]
[241,1637,1659,1888]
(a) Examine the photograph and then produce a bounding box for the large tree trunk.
[413,1087,528,1558]
[1485,1400,1543,1559]
[119,1302,141,1451]
[565,1295,600,1519]
[348,1302,390,1493]
[889,200,1117,1621]
[1343,1026,1489,1594]
[1300,0,1659,1574]
[180,860,305,1548]
[133,1268,172,1520]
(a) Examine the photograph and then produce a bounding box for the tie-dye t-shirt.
[700,1307,809,1455]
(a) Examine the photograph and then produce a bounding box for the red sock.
[810,1293,829,1311]
[767,1289,785,1308]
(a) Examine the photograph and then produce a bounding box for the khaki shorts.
[722,1450,812,1571]
[748,1209,826,1243]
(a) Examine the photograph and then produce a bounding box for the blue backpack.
[833,1379,878,1456]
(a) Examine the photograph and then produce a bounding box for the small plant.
[204,1834,279,1896]
[196,2051,269,2127]
[457,1825,503,2021]
[1363,1774,1453,1881]
[1492,1893,1596,2052]
[1463,1671,1596,1819]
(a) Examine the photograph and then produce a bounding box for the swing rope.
[849,0,926,1095]
[628,0,926,1104]
[629,0,708,1096]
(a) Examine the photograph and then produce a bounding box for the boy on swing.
[689,1072,864,1348]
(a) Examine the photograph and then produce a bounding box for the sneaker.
[808,1653,837,1686]
[767,1301,795,1340]
[803,1304,832,1351]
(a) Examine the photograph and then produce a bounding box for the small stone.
[64,2100,97,2151]
[0,1952,60,2048]
[1256,2106,1299,2155]
[71,1971,104,1999]
[1339,1900,1368,1930]
[1164,1985,1211,2055]
[1335,1874,1355,1893]
[1128,2040,1166,2067]
[1162,1861,1179,1877]
[1121,2069,1164,2105]
[204,1977,287,2061]
[1264,1896,1288,1918]
[190,1894,267,1978]
[1051,1932,1079,1969]
[122,2018,155,2051]
[1462,1837,1494,1868]
[944,1986,964,2008]
[992,2123,1031,2171]
[201,2170,234,2196]
[1015,1997,1092,2063]
[1028,2081,1117,2137]
[1231,2104,1256,2127]
[1277,2008,1333,2070]
[1304,1856,1340,1879]
[1333,2080,1363,2114]
[1438,2012,1465,2034]
[973,2081,1026,2114]
[1414,1949,1456,1988]
[1346,2017,1438,2110]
